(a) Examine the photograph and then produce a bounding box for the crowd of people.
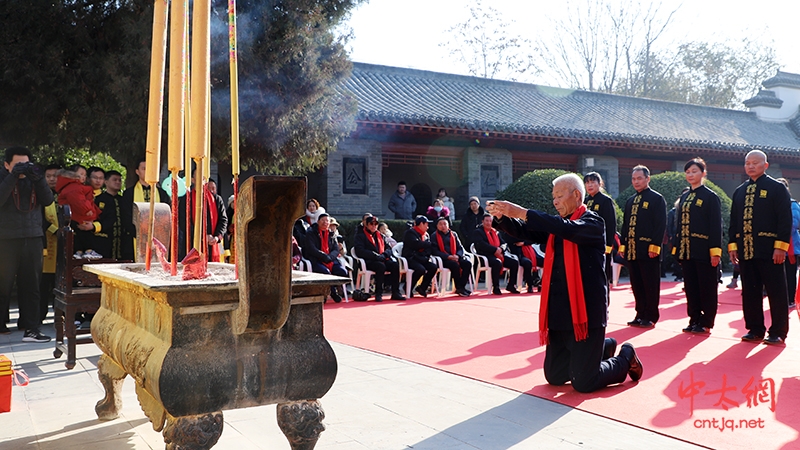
[2,146,796,397]
[0,148,231,343]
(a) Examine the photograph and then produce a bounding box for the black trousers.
[680,259,719,328]
[441,257,472,291]
[740,258,789,339]
[364,258,400,292]
[0,237,44,331]
[39,272,55,322]
[487,255,519,289]
[515,256,534,287]
[311,260,348,295]
[408,258,438,291]
[543,327,630,393]
[628,258,661,323]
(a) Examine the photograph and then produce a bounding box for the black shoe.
[631,320,655,328]
[507,285,520,294]
[527,285,535,294]
[414,286,428,298]
[620,343,643,381]
[741,332,764,342]
[22,329,52,343]
[492,287,502,296]
[690,325,710,334]
[374,294,383,302]
[627,318,641,326]
[682,323,695,333]
[763,335,785,346]
[330,291,343,303]
[602,337,617,360]
[456,289,471,297]
[391,291,406,301]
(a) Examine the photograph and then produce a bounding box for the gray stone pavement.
[0,308,708,449]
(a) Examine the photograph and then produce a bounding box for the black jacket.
[0,168,53,240]
[586,192,616,253]
[459,206,485,247]
[431,230,466,259]
[672,185,722,261]
[620,187,667,260]
[471,226,506,257]
[402,227,432,263]
[494,209,608,330]
[354,227,392,262]
[729,174,792,260]
[303,223,340,264]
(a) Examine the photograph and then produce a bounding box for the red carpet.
[323,281,800,449]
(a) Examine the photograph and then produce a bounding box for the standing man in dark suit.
[729,150,791,345]
[620,165,667,328]
[584,172,616,286]
[487,173,642,393]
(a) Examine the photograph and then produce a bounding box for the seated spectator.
[379,222,398,248]
[431,217,472,296]
[328,217,351,273]
[303,213,347,302]
[426,199,450,222]
[56,169,102,258]
[291,236,302,267]
[460,196,484,249]
[354,214,405,301]
[402,216,438,298]
[436,188,456,222]
[501,231,540,293]
[305,198,326,225]
[471,213,520,295]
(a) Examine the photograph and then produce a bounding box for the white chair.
[391,243,416,299]
[432,255,461,297]
[299,246,348,302]
[350,247,375,292]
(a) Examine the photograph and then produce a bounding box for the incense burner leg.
[163,411,224,450]
[277,400,326,450]
[95,354,127,420]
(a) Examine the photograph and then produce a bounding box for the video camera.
[11,161,42,180]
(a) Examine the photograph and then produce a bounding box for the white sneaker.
[84,250,103,259]
[73,251,84,259]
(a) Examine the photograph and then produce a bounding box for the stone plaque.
[481,165,499,198]
[343,157,367,195]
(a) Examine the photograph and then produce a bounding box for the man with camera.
[0,147,53,342]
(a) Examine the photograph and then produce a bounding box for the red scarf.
[413,225,428,240]
[436,231,457,255]
[539,204,589,345]
[189,186,220,262]
[521,245,537,269]
[365,229,385,254]
[485,227,503,263]
[320,228,333,271]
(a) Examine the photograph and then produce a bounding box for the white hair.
[553,173,586,199]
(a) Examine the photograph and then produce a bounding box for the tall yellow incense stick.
[144,0,169,271]
[228,0,240,276]
[167,0,187,275]
[190,0,211,256]
[184,10,192,257]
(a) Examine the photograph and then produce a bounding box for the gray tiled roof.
[344,63,800,154]
[743,90,783,108]
[762,70,800,89]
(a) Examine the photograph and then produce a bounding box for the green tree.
[495,169,571,216]
[439,0,538,82]
[0,0,361,176]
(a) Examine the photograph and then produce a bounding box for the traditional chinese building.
[306,65,800,219]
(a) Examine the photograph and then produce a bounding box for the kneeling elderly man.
[487,173,642,392]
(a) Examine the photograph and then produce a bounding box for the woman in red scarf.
[487,174,643,393]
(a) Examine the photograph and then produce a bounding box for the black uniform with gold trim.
[620,187,666,325]
[729,173,791,340]
[672,184,722,330]
[587,191,617,284]
[95,191,132,260]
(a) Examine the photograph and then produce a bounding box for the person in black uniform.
[672,158,722,334]
[729,150,791,345]
[487,173,642,393]
[584,172,616,286]
[431,216,473,297]
[620,165,667,328]
[354,214,406,302]
[402,216,439,298]
[472,213,520,295]
[94,170,132,260]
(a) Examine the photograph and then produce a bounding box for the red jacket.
[56,176,100,223]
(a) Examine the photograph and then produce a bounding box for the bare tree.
[439,0,538,81]
[536,0,678,93]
